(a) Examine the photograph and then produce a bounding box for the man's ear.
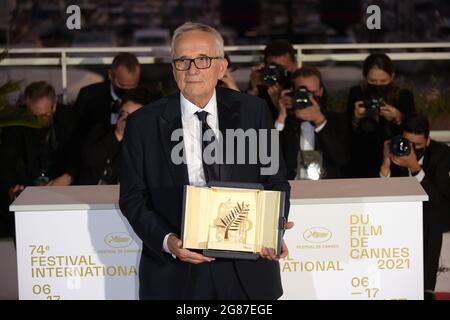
[426,136,431,147]
[108,69,113,81]
[391,72,396,82]
[218,58,228,78]
[52,101,57,113]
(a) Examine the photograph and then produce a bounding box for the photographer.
[380,114,450,299]
[276,67,349,180]
[78,88,153,185]
[0,81,77,203]
[346,53,415,178]
[247,39,298,121]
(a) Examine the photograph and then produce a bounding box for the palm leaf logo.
[216,201,249,240]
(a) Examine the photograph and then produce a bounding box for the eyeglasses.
[172,56,222,71]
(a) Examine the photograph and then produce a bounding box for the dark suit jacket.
[119,87,291,300]
[390,140,450,232]
[280,111,349,179]
[79,123,121,185]
[73,81,116,139]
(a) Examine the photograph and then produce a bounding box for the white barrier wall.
[15,209,141,300]
[12,178,428,300]
[280,202,423,300]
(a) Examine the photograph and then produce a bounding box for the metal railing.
[1,42,450,142]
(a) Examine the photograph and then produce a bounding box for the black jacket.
[73,81,116,140]
[79,123,121,185]
[280,111,349,179]
[119,87,290,300]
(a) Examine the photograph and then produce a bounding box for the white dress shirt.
[163,90,219,256]
[274,119,327,151]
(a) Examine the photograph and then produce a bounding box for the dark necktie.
[195,111,220,183]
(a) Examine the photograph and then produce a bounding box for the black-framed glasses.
[172,56,222,71]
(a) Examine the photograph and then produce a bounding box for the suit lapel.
[158,92,189,185]
[217,89,240,181]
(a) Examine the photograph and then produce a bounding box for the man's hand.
[267,84,282,108]
[380,104,401,123]
[248,64,263,96]
[294,96,326,127]
[167,234,215,264]
[391,146,421,173]
[276,89,292,124]
[114,110,128,142]
[353,101,366,127]
[47,173,72,186]
[259,221,294,261]
[8,185,25,202]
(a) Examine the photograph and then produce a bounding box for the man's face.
[403,132,430,150]
[266,53,297,73]
[294,75,323,98]
[109,65,141,90]
[172,30,227,107]
[26,96,56,123]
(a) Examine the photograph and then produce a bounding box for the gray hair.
[171,22,225,59]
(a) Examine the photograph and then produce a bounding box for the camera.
[363,98,384,111]
[291,86,313,110]
[261,64,289,87]
[358,97,385,133]
[389,135,411,157]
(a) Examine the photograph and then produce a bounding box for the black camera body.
[389,135,411,157]
[291,86,313,110]
[261,64,289,87]
[358,97,385,133]
[363,98,384,111]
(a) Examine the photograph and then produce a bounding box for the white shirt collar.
[418,156,424,165]
[180,90,217,122]
[110,83,120,102]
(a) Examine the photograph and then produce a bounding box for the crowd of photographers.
[0,44,449,297]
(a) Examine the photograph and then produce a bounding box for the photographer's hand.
[8,185,25,202]
[353,101,366,128]
[295,96,326,127]
[380,104,402,124]
[248,63,264,96]
[276,89,292,125]
[267,83,282,108]
[391,146,421,172]
[114,111,128,142]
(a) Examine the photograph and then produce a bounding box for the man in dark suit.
[73,52,141,144]
[0,81,77,220]
[1,81,77,237]
[380,113,450,299]
[275,67,349,179]
[119,22,292,300]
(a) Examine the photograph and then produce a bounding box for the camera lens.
[389,135,411,157]
[292,86,312,110]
